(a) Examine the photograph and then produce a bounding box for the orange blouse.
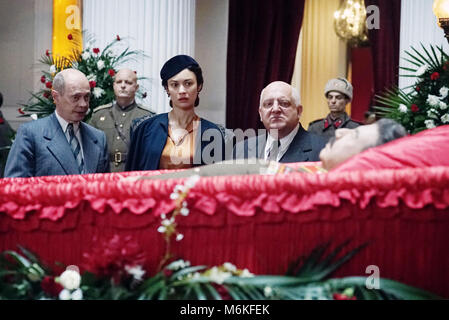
[159,115,200,170]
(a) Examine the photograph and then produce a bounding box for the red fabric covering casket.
[1,165,449,298]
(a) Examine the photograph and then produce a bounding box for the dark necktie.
[67,123,84,174]
[267,140,280,161]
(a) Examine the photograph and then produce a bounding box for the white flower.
[161,213,167,220]
[441,114,449,123]
[264,286,273,297]
[185,174,200,189]
[176,233,184,241]
[208,266,231,284]
[182,201,188,207]
[223,262,237,273]
[416,65,428,76]
[240,268,254,278]
[125,265,146,281]
[170,192,179,200]
[174,185,186,193]
[157,226,166,233]
[81,51,91,60]
[398,104,408,113]
[30,114,38,121]
[439,101,448,110]
[71,288,83,300]
[97,60,105,70]
[87,74,96,82]
[440,87,449,99]
[49,65,56,74]
[425,119,436,129]
[180,207,189,216]
[167,259,190,270]
[92,87,105,98]
[427,95,440,107]
[59,289,71,300]
[58,269,81,290]
[427,109,439,119]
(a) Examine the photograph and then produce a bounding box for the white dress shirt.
[264,124,299,161]
[55,111,85,160]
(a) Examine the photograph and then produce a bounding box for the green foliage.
[20,34,147,122]
[0,241,441,300]
[374,44,449,134]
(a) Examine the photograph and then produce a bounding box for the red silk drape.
[1,166,449,298]
[226,0,305,131]
[365,0,402,95]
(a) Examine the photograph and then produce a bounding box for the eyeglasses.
[261,98,293,110]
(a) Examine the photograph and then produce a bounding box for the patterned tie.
[267,140,280,161]
[67,123,84,174]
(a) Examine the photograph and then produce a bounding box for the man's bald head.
[52,68,89,95]
[113,68,139,107]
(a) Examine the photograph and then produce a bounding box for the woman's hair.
[163,65,204,107]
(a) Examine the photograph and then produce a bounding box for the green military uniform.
[308,112,362,142]
[89,101,155,172]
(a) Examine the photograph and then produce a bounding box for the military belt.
[110,152,127,164]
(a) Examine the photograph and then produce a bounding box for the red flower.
[0,117,4,124]
[333,293,356,300]
[89,81,96,88]
[142,92,147,99]
[415,86,420,92]
[43,91,51,99]
[163,268,173,278]
[40,75,46,83]
[45,81,52,89]
[18,108,25,115]
[411,104,419,112]
[67,33,73,40]
[431,72,440,80]
[116,35,121,41]
[82,235,146,284]
[41,276,64,297]
[45,49,50,56]
[93,48,100,54]
[108,69,116,77]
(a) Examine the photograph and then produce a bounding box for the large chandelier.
[334,0,369,47]
[433,0,449,44]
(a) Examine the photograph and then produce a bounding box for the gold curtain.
[292,0,348,129]
[52,0,83,62]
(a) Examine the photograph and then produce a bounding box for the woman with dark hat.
[125,55,225,171]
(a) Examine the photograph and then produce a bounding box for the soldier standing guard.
[308,78,361,142]
[89,68,155,172]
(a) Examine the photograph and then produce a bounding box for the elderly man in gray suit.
[233,81,325,163]
[4,69,110,177]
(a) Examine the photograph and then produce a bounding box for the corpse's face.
[166,69,202,110]
[259,82,302,139]
[53,71,90,123]
[319,123,380,170]
[326,91,349,115]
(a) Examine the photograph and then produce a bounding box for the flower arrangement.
[375,44,449,134]
[0,176,442,300]
[19,33,147,122]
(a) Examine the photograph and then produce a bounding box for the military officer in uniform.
[89,68,155,172]
[308,77,361,142]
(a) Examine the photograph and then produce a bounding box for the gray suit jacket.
[233,125,326,163]
[4,113,110,177]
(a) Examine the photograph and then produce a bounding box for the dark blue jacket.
[125,113,225,171]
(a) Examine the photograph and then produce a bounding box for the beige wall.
[194,0,229,127]
[0,0,52,130]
